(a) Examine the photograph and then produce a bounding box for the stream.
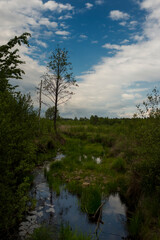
[19,154,128,240]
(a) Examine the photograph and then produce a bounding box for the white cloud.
[60,23,68,29]
[55,30,70,35]
[85,3,93,9]
[109,10,130,20]
[95,0,104,5]
[80,34,88,39]
[102,43,122,50]
[122,93,141,100]
[121,39,129,44]
[130,20,138,26]
[0,0,73,108]
[0,0,73,44]
[133,35,144,41]
[44,1,73,12]
[39,18,57,28]
[119,21,127,26]
[58,14,73,20]
[35,40,47,48]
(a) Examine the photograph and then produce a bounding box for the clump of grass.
[83,160,96,170]
[106,181,118,193]
[81,186,101,215]
[67,181,82,196]
[128,210,143,239]
[59,224,92,240]
[111,157,126,172]
[50,161,64,171]
[27,225,55,240]
[46,170,63,195]
[28,224,91,240]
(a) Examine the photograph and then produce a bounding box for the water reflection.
[19,156,128,240]
[53,189,127,240]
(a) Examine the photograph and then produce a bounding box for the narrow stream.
[19,154,128,240]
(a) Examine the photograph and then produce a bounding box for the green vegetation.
[27,225,91,240]
[1,33,160,240]
[45,88,160,239]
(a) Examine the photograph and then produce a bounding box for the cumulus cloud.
[0,0,73,44]
[109,10,130,20]
[63,0,160,118]
[44,1,73,12]
[0,0,73,108]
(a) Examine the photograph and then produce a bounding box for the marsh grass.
[59,224,92,240]
[111,157,126,172]
[80,186,101,215]
[128,210,143,239]
[27,225,55,240]
[39,116,160,239]
[28,224,91,240]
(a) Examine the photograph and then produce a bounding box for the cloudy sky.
[1,0,160,118]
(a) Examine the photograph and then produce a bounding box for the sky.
[0,0,160,118]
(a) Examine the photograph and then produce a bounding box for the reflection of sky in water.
[54,190,127,240]
[103,194,126,215]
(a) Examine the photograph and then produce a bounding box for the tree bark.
[38,80,42,122]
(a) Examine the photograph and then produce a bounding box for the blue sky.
[0,0,160,118]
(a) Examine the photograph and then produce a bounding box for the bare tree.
[42,47,78,133]
[37,79,43,121]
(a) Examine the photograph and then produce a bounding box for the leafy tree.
[42,47,78,134]
[134,87,160,118]
[90,115,99,125]
[0,33,38,239]
[45,106,59,120]
[0,32,31,92]
[0,32,31,80]
[132,87,160,194]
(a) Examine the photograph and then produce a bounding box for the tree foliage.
[134,87,160,118]
[0,32,31,80]
[0,33,37,239]
[132,87,160,194]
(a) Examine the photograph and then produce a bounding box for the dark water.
[19,155,128,239]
